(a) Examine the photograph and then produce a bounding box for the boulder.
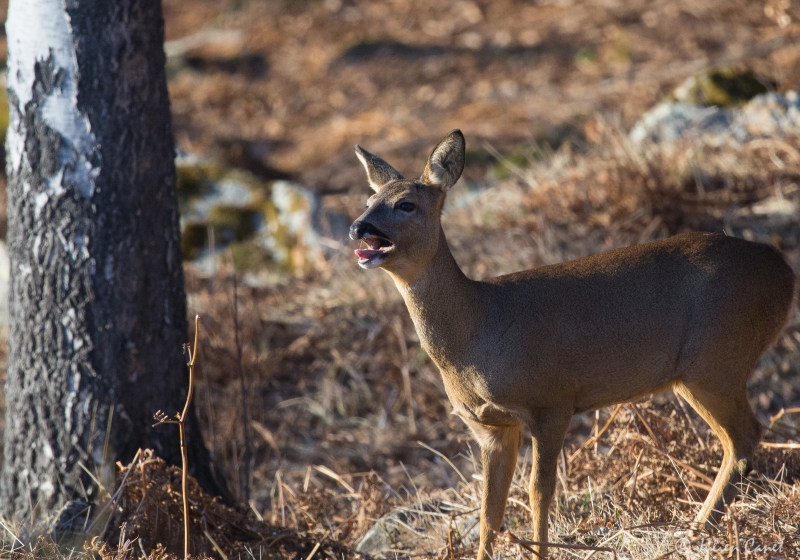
[176,157,267,263]
[629,101,731,144]
[176,154,345,275]
[630,89,800,145]
[261,180,324,274]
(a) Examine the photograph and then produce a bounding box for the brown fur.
[349,130,799,559]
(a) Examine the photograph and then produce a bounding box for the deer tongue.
[355,249,383,259]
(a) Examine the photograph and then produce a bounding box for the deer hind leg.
[470,422,522,560]
[528,406,573,558]
[673,381,762,526]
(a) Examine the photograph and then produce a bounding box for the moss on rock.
[175,162,224,207]
[181,222,209,261]
[672,68,773,108]
[207,205,262,244]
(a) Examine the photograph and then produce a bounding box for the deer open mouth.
[355,235,394,268]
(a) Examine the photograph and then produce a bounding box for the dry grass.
[103,451,363,560]
[332,399,800,558]
[0,451,364,559]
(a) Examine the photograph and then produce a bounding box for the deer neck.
[389,227,480,364]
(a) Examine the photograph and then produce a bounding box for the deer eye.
[397,201,416,212]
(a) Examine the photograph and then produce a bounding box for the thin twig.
[447,516,456,559]
[303,530,330,560]
[140,456,149,506]
[584,404,624,448]
[86,448,142,533]
[153,315,201,560]
[0,518,23,550]
[394,318,417,434]
[760,441,800,449]
[312,465,356,494]
[232,272,253,502]
[417,441,469,485]
[584,529,626,559]
[627,404,662,449]
[646,444,715,485]
[627,448,645,501]
[569,404,624,464]
[769,407,800,428]
[204,528,228,560]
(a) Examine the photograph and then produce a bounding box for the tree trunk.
[2,0,224,529]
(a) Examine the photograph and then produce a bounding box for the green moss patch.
[672,68,774,108]
[175,162,224,205]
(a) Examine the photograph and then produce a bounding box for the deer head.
[349,130,465,284]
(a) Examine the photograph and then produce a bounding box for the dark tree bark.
[2,0,225,528]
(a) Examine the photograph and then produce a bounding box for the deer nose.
[350,220,387,241]
[349,221,366,240]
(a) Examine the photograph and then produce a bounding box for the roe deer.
[349,130,798,559]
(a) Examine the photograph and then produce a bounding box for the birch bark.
[2,0,221,527]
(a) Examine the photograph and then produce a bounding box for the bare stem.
[179,420,189,559]
[232,272,252,502]
[153,314,200,560]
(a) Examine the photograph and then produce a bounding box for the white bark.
[5,0,101,510]
[7,0,98,199]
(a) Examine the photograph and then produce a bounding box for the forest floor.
[167,129,800,559]
[2,0,800,558]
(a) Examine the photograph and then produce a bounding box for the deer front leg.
[528,407,573,558]
[470,422,522,560]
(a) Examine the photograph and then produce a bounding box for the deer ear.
[421,129,465,191]
[355,145,403,192]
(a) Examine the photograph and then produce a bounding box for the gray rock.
[730,90,800,141]
[629,102,732,144]
[174,153,344,274]
[356,499,480,558]
[630,90,800,145]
